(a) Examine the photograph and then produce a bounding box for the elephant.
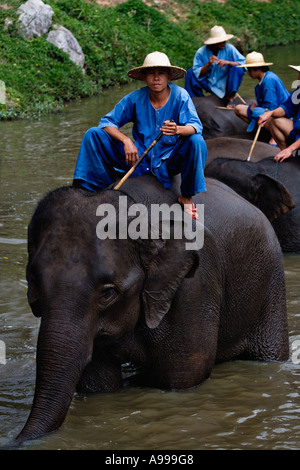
[205,157,299,253]
[11,173,289,446]
[192,95,270,141]
[206,137,279,165]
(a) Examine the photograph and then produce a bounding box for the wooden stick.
[247,109,268,161]
[113,131,163,190]
[235,92,246,104]
[247,108,268,162]
[215,106,235,110]
[247,125,262,161]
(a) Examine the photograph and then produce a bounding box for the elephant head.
[12,186,199,445]
[205,157,295,222]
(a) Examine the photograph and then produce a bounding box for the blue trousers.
[184,65,244,99]
[73,128,207,197]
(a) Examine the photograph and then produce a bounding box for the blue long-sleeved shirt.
[254,71,289,109]
[281,87,300,140]
[247,71,290,131]
[99,82,203,169]
[192,43,246,98]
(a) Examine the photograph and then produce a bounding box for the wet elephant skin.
[205,157,300,253]
[11,174,289,446]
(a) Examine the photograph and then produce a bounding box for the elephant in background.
[205,157,299,253]
[10,174,289,446]
[206,137,278,165]
[193,95,270,141]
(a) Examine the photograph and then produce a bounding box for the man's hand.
[258,110,273,127]
[123,137,139,166]
[160,120,177,136]
[209,55,219,65]
[217,59,232,67]
[274,147,293,162]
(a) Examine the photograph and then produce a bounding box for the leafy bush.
[0,0,299,119]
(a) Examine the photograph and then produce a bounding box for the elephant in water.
[205,157,299,253]
[192,95,270,141]
[11,174,289,446]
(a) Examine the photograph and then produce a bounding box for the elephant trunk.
[13,308,94,446]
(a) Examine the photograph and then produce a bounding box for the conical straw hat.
[204,25,234,45]
[289,65,300,73]
[238,51,273,67]
[127,51,186,81]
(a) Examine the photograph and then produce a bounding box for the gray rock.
[47,25,85,70]
[17,0,54,38]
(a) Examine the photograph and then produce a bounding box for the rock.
[47,25,85,70]
[4,17,13,30]
[17,0,54,38]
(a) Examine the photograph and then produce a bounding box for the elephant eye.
[99,284,119,310]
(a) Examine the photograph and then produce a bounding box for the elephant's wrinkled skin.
[192,95,271,141]
[206,137,278,165]
[12,174,289,446]
[205,157,299,253]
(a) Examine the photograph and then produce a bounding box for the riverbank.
[0,0,299,120]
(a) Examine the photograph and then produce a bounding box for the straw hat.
[127,51,186,81]
[289,65,300,73]
[238,51,273,68]
[204,25,234,45]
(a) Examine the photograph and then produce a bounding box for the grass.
[0,0,299,119]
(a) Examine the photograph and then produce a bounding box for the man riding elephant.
[73,51,207,220]
[258,64,300,161]
[184,25,246,106]
[234,52,289,139]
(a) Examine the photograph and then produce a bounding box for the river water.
[0,44,299,450]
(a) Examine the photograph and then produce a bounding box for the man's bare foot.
[226,97,235,109]
[269,137,277,146]
[178,195,199,220]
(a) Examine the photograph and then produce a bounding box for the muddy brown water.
[0,44,299,450]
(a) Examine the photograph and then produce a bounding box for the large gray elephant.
[192,95,270,141]
[11,174,289,446]
[205,157,299,253]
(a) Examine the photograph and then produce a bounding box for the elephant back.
[113,173,180,208]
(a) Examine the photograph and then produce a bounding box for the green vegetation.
[0,0,299,119]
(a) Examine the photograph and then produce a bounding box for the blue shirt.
[99,82,203,171]
[192,43,246,98]
[255,71,289,110]
[247,71,290,132]
[281,86,300,140]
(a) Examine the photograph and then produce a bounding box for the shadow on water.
[0,43,299,450]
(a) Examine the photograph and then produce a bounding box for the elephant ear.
[253,174,295,222]
[141,236,199,329]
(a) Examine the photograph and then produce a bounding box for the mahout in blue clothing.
[73,52,207,219]
[234,51,289,133]
[258,65,300,162]
[184,25,246,103]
